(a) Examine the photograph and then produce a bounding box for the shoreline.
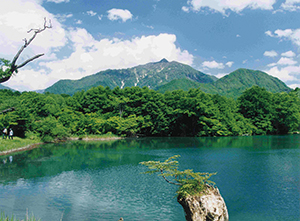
[0,136,122,156]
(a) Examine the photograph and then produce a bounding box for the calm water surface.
[0,135,299,221]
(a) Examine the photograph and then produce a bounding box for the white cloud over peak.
[183,0,276,14]
[5,28,194,90]
[264,50,278,57]
[202,60,225,69]
[264,65,300,82]
[107,8,133,22]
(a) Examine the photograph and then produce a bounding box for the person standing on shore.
[8,128,13,140]
[2,128,7,139]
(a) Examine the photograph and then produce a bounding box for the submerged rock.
[177,185,229,221]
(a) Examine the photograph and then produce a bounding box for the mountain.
[44,59,291,98]
[45,59,217,95]
[155,68,291,98]
[210,68,291,98]
[0,84,14,91]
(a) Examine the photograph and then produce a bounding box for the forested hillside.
[45,59,217,95]
[157,68,291,98]
[1,85,299,142]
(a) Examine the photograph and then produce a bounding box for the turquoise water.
[0,135,299,221]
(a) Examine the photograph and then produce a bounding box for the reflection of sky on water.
[0,136,299,221]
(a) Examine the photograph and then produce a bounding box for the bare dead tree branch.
[0,17,52,83]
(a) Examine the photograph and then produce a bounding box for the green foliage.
[44,59,290,99]
[0,82,299,142]
[140,155,216,198]
[0,58,12,80]
[34,116,69,142]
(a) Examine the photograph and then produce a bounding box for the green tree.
[140,155,216,198]
[271,92,300,134]
[238,86,273,134]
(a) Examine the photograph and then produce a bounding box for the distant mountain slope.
[45,59,217,95]
[0,84,14,91]
[210,68,291,98]
[44,59,291,98]
[155,68,291,98]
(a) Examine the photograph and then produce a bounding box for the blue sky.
[1,0,300,91]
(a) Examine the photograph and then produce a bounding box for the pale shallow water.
[0,135,299,221]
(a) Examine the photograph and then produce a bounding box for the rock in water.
[177,185,229,221]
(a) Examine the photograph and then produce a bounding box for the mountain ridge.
[44,60,291,98]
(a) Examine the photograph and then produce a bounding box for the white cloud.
[87,10,97,17]
[5,30,194,91]
[107,8,133,22]
[55,13,73,22]
[226,61,234,67]
[263,50,278,57]
[216,73,228,78]
[98,15,103,20]
[1,0,194,91]
[277,57,297,66]
[76,20,83,24]
[183,0,276,15]
[288,83,300,89]
[264,65,300,82]
[0,0,67,61]
[47,0,69,3]
[202,60,225,69]
[281,50,296,57]
[267,29,300,46]
[236,34,241,37]
[265,30,274,37]
[182,6,190,12]
[281,0,300,11]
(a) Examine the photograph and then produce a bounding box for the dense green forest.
[1,85,300,142]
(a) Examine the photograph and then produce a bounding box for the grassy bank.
[0,136,41,154]
[0,133,121,156]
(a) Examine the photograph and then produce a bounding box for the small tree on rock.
[140,155,229,221]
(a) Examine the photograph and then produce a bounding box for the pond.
[0,135,299,221]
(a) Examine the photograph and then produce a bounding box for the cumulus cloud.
[0,0,67,61]
[281,0,300,11]
[4,29,194,90]
[107,8,133,22]
[264,65,300,82]
[202,60,225,69]
[281,50,296,57]
[47,0,70,3]
[1,0,194,91]
[226,61,234,67]
[87,10,97,16]
[267,29,300,46]
[183,0,276,15]
[264,50,278,57]
[277,57,297,66]
[216,73,228,78]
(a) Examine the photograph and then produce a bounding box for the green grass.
[70,132,120,140]
[0,136,41,153]
[0,211,41,221]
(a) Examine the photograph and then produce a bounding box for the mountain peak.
[158,58,169,63]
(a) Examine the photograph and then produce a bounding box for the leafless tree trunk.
[0,17,52,84]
